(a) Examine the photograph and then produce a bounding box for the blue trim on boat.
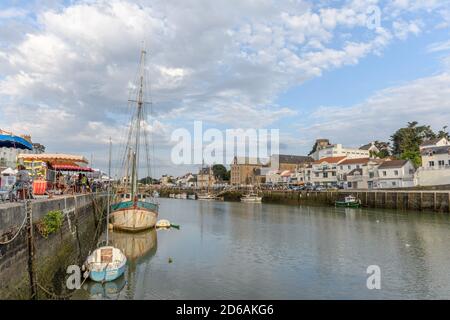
[111,201,159,212]
[89,263,126,282]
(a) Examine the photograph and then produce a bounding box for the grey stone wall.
[0,194,106,299]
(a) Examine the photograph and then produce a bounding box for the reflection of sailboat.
[109,229,158,263]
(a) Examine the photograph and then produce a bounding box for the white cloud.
[0,0,448,175]
[298,73,450,149]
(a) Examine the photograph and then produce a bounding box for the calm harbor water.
[74,198,450,300]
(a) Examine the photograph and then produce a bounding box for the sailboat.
[85,139,127,282]
[111,48,159,232]
[241,174,263,203]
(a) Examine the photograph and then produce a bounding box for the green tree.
[400,150,422,168]
[212,164,228,181]
[139,176,158,184]
[437,126,450,139]
[390,121,436,166]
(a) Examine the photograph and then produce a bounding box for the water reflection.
[110,229,158,268]
[77,199,450,300]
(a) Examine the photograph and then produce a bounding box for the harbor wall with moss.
[0,194,106,299]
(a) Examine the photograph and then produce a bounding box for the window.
[394,170,399,176]
[438,160,445,166]
[340,166,343,170]
[392,181,396,186]
[383,171,387,176]
[369,172,374,178]
[356,165,360,169]
[429,161,435,167]
[323,172,328,178]
[348,165,351,169]
[315,173,319,178]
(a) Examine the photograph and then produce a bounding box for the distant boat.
[188,194,196,200]
[335,195,361,208]
[241,193,262,203]
[111,48,159,232]
[152,191,160,198]
[197,193,217,201]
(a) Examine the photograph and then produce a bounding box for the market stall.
[17,153,90,195]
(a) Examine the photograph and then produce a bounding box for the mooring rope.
[36,273,90,300]
[0,202,28,245]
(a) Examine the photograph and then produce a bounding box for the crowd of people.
[55,172,106,194]
[0,165,109,202]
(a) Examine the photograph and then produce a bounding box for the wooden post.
[26,200,37,300]
[374,192,377,208]
[420,192,423,211]
[396,192,399,209]
[434,192,437,212]
[448,192,450,213]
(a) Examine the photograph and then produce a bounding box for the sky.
[0,0,450,177]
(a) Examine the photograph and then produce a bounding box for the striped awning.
[52,165,93,172]
[18,153,88,164]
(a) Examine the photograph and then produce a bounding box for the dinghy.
[86,139,127,282]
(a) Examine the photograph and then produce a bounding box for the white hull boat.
[85,246,127,282]
[241,194,263,203]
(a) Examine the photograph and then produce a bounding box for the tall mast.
[106,137,112,245]
[131,48,146,200]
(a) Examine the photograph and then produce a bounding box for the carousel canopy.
[0,134,33,150]
[52,165,93,172]
[18,153,88,165]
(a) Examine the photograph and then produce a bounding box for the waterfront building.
[197,167,216,188]
[230,156,266,186]
[343,159,385,189]
[419,137,449,150]
[310,156,347,186]
[358,141,380,156]
[310,142,371,160]
[415,137,450,186]
[375,159,415,189]
[269,154,314,171]
[176,173,197,188]
[160,175,175,186]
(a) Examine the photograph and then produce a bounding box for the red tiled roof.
[313,156,346,164]
[339,158,370,165]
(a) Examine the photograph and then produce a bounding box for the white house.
[311,143,371,160]
[415,138,450,186]
[344,159,385,189]
[310,156,347,186]
[419,137,450,150]
[376,160,415,189]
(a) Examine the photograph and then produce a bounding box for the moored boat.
[110,47,159,232]
[335,195,361,208]
[85,139,127,283]
[86,246,127,282]
[241,193,263,203]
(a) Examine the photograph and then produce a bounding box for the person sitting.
[13,165,34,201]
